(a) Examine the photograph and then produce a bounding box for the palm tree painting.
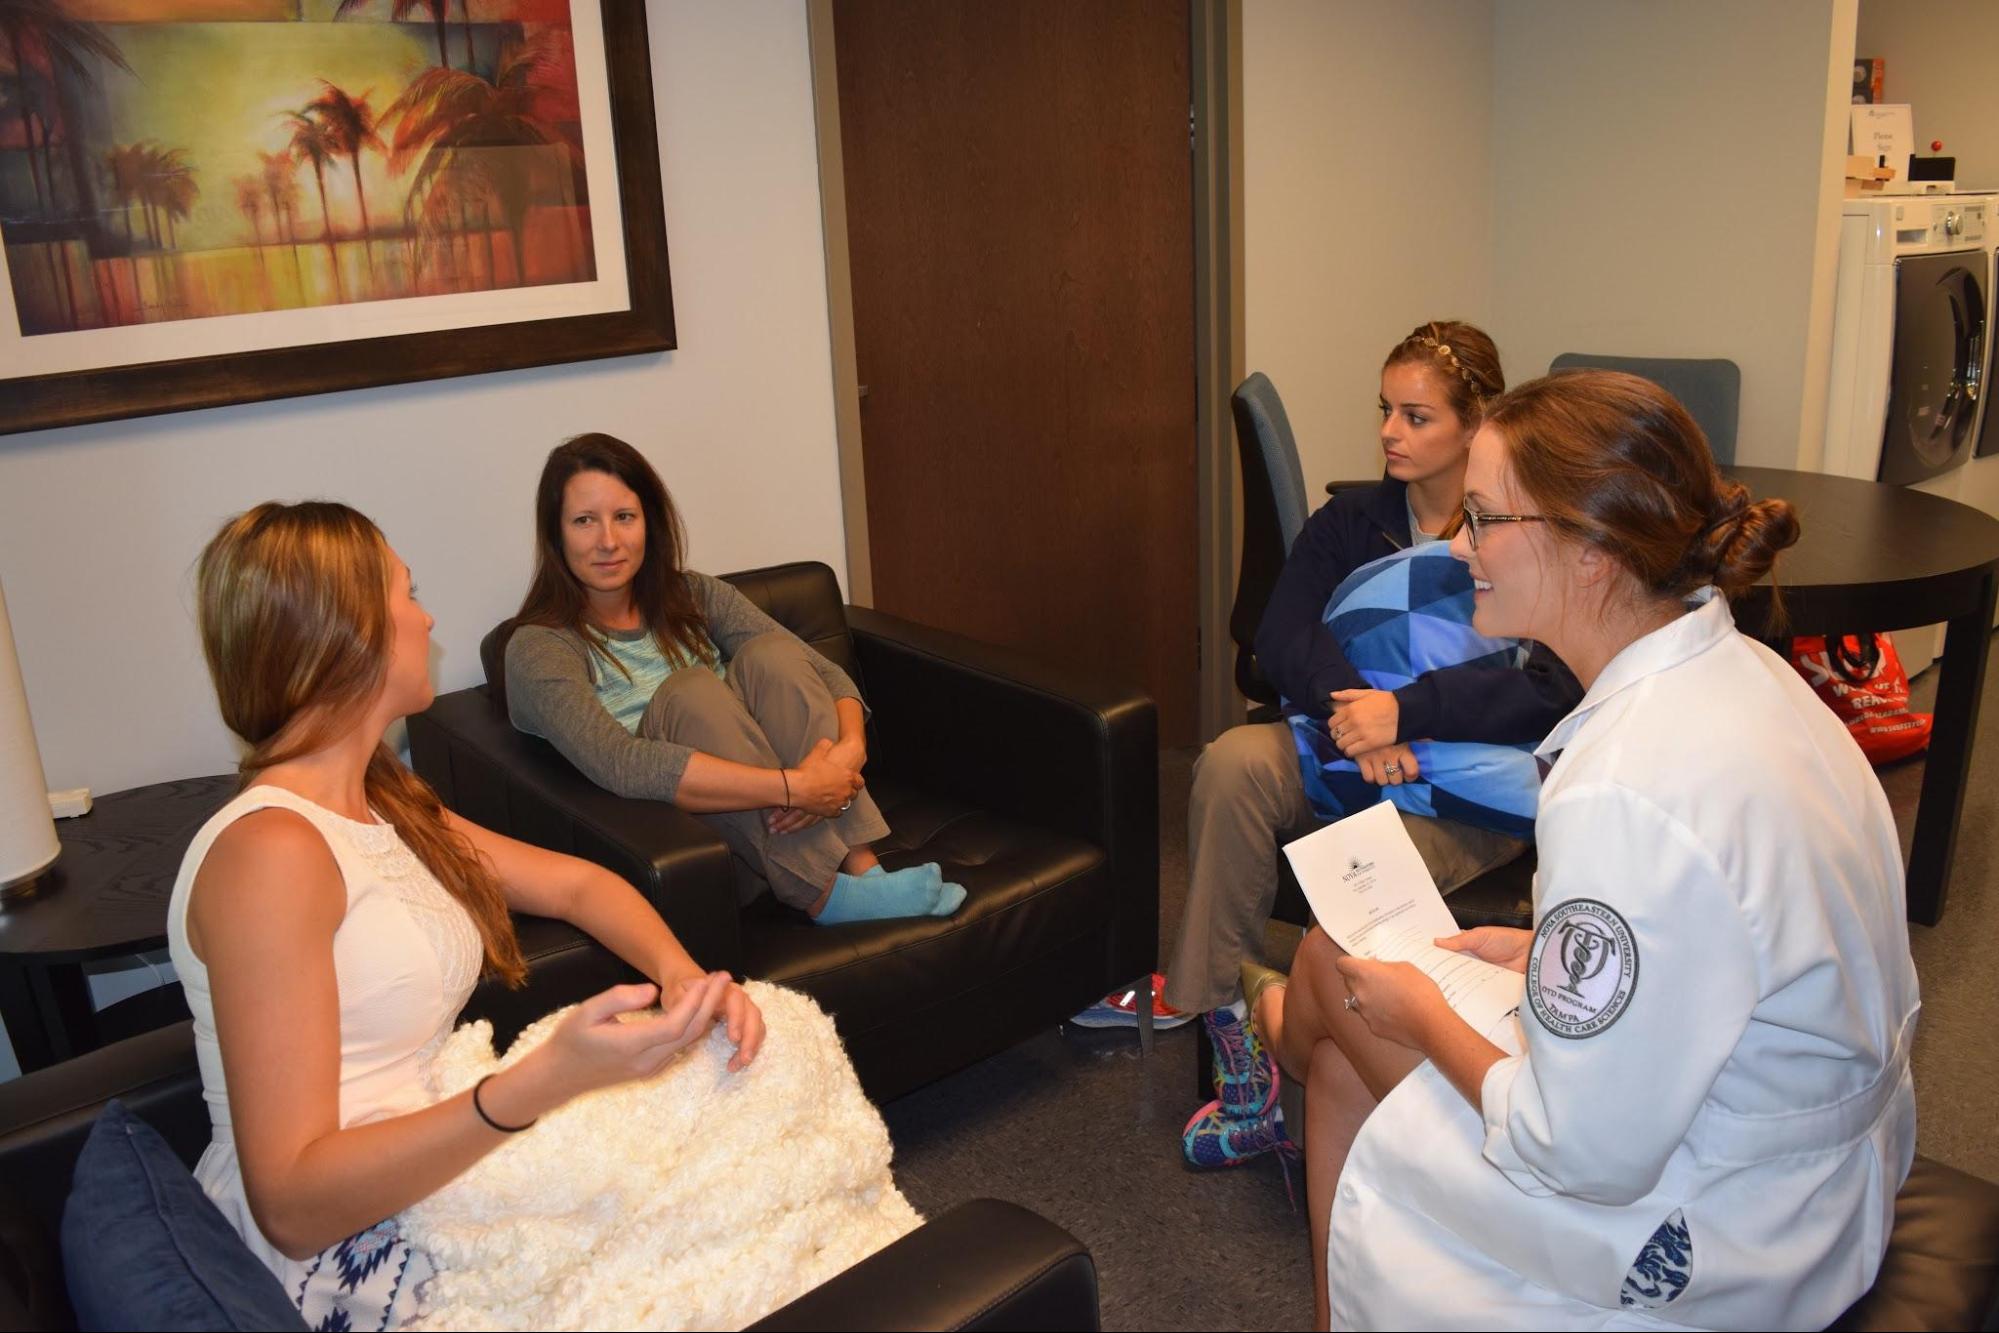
[0,0,599,335]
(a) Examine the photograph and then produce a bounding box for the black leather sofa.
[0,1019,1101,1331]
[406,561,1159,1102]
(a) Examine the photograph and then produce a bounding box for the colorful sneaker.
[1204,1005,1277,1117]
[1180,1090,1296,1169]
[1069,973,1198,1029]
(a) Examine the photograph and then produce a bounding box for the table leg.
[1905,569,1998,926]
[0,960,96,1075]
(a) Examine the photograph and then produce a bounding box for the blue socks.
[815,861,967,925]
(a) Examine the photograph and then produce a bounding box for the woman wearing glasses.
[1255,371,1918,1329]
[1158,321,1582,1166]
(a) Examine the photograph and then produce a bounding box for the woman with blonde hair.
[170,501,764,1328]
[1256,371,1918,1328]
[1151,321,1582,1163]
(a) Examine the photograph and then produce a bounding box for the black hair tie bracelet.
[471,1074,537,1133]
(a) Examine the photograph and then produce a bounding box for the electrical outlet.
[48,788,92,819]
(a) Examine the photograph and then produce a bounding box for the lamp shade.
[0,575,58,890]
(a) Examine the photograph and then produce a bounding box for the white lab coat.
[1329,589,1920,1331]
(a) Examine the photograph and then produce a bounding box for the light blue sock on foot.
[817,862,948,925]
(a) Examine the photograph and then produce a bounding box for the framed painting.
[0,0,673,436]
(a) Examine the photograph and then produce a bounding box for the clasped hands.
[766,736,866,834]
[1328,687,1418,787]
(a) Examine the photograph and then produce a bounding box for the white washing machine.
[1822,193,1992,664]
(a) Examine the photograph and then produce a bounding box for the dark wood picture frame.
[0,4,674,438]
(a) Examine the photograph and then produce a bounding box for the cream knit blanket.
[400,982,920,1330]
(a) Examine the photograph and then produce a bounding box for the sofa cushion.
[60,1101,305,1331]
[740,777,1107,1037]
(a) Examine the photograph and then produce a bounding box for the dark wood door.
[833,0,1199,744]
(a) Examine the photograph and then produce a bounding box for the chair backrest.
[480,561,858,715]
[1548,354,1742,465]
[1229,373,1310,707]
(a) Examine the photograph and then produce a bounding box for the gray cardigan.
[503,571,863,802]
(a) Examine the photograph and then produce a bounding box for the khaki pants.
[638,632,889,911]
[1163,721,1527,1014]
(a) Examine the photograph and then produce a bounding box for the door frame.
[806,0,1244,742]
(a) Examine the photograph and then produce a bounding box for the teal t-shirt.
[592,625,726,733]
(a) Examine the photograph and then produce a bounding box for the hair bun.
[1704,495,1799,597]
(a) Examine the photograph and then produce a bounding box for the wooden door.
[833,0,1199,744]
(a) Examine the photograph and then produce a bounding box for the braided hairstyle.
[1483,370,1800,610]
[1383,320,1505,427]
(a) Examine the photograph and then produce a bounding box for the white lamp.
[0,574,59,898]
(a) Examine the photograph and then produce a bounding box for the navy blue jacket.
[1254,476,1584,742]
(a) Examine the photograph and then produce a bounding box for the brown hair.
[1384,320,1505,428]
[516,433,713,677]
[196,502,526,986]
[1484,370,1799,609]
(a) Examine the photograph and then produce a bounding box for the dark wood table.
[0,774,235,1074]
[1725,466,1999,927]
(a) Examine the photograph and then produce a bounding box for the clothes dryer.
[1951,232,1999,623]
[1822,194,1990,493]
[1821,194,1992,667]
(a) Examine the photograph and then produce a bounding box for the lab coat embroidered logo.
[1527,899,1638,1038]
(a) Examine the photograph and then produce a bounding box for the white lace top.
[166,784,481,1297]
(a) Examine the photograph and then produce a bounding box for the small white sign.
[1851,104,1915,178]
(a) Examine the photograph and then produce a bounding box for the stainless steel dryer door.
[1981,244,1999,457]
[1882,251,1986,484]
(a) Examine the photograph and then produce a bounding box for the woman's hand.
[1436,926,1535,975]
[525,974,734,1108]
[1333,955,1454,1052]
[1353,742,1420,786]
[764,807,822,835]
[828,733,867,776]
[784,738,865,817]
[665,973,766,1072]
[1329,688,1400,755]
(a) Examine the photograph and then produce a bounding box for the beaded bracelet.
[472,1074,536,1133]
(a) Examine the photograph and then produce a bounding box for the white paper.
[1282,800,1524,1038]
[1850,104,1914,178]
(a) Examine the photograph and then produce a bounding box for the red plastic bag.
[1789,632,1933,764]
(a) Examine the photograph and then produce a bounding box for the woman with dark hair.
[1153,322,1582,1163]
[1255,371,1919,1329]
[171,502,764,1327]
[505,433,963,924]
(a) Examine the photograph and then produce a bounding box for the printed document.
[1283,801,1524,1036]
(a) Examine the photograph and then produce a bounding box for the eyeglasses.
[1460,502,1549,551]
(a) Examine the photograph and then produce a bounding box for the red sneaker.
[1069,973,1197,1029]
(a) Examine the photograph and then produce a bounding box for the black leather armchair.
[0,1021,1101,1331]
[407,561,1159,1102]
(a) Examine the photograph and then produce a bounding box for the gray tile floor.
[880,658,1996,1332]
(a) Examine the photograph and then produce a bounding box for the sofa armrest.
[0,1022,205,1247]
[847,605,1159,985]
[409,688,746,971]
[747,1199,1098,1332]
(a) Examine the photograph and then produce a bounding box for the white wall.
[1856,2,1999,191]
[0,0,847,801]
[1489,0,1858,469]
[1241,0,1496,489]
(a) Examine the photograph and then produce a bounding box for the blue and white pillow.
[1287,543,1541,837]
